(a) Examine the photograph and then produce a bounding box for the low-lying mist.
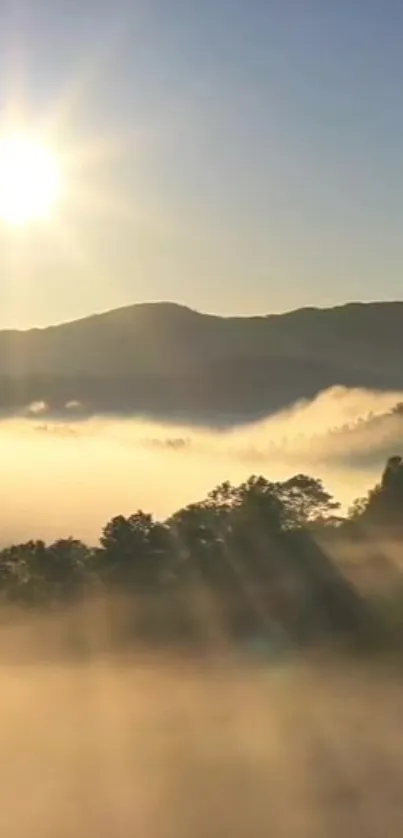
[1,382,403,836]
[0,610,402,837]
[1,385,403,543]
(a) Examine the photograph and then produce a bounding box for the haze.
[1,1,403,326]
[0,384,400,543]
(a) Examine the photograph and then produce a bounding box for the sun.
[0,134,62,226]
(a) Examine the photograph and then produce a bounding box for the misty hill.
[1,300,403,424]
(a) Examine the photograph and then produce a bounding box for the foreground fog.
[0,385,402,543]
[0,616,402,837]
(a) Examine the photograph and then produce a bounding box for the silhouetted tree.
[45,539,91,600]
[99,511,172,590]
[0,462,393,650]
[349,455,403,532]
[0,538,91,604]
[167,473,368,644]
[273,474,340,527]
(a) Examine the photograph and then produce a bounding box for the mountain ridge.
[6,298,403,334]
[0,299,402,425]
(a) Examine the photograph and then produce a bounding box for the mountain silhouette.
[1,300,403,425]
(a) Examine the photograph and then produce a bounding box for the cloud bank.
[0,386,402,543]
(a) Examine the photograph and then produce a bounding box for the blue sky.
[0,0,403,326]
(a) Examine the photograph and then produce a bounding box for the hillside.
[1,300,403,424]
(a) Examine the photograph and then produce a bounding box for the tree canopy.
[0,460,397,650]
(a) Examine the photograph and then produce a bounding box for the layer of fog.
[1,385,403,544]
[0,625,403,837]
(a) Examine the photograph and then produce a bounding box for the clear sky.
[0,0,402,327]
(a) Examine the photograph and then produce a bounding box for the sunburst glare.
[0,134,62,226]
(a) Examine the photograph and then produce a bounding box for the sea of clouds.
[0,385,402,543]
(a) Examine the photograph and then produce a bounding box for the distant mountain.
[1,300,403,425]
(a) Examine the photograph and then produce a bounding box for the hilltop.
[1,300,402,423]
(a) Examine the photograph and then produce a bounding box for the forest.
[1,454,403,654]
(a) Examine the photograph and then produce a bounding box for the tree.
[99,511,172,589]
[0,464,383,650]
[45,539,91,600]
[273,474,340,528]
[349,455,403,531]
[0,538,91,604]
